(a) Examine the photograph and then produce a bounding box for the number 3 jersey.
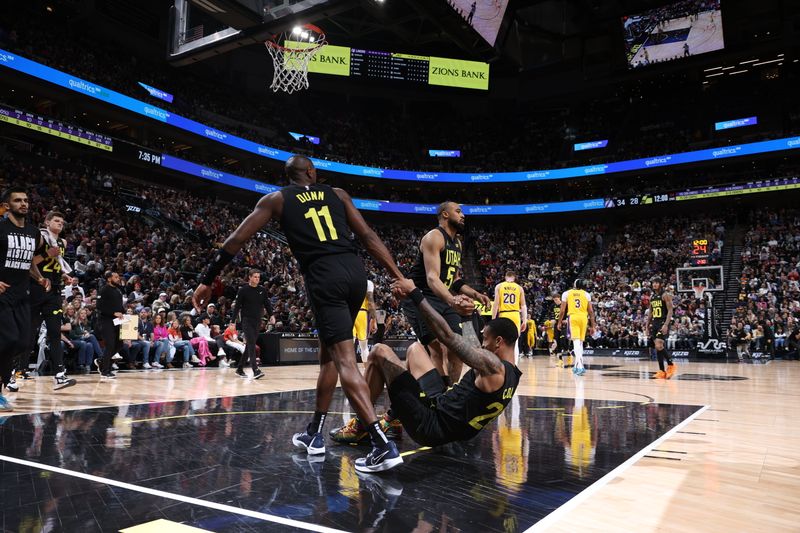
[434,360,522,442]
[279,184,356,273]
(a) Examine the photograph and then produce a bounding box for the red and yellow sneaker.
[654,370,667,379]
[665,364,677,379]
[330,417,368,444]
[380,413,403,440]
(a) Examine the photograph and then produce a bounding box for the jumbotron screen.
[623,0,724,69]
[445,0,510,46]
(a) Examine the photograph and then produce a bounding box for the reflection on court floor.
[0,390,702,532]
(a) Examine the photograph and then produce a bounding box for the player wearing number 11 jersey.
[193,155,407,473]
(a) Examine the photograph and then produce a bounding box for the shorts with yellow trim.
[352,309,368,341]
[568,314,588,341]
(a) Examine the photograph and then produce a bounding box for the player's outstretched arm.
[395,279,501,376]
[335,188,403,281]
[193,192,279,308]
[492,284,500,319]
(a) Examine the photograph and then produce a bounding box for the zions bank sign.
[287,41,489,91]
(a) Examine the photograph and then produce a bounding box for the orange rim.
[265,23,326,53]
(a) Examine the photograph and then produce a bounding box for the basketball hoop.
[264,24,326,94]
[692,285,706,300]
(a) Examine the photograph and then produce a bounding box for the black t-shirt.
[279,184,355,273]
[234,284,272,321]
[0,217,41,301]
[97,283,124,318]
[434,360,522,442]
[409,227,462,296]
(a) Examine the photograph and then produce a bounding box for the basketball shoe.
[654,370,667,379]
[354,440,403,473]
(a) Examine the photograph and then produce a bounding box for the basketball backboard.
[676,265,724,294]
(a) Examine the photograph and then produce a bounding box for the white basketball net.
[692,285,706,300]
[265,34,326,94]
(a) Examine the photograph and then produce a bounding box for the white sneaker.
[6,378,19,392]
[217,348,226,356]
[190,355,201,364]
[219,359,230,368]
[112,353,123,361]
[143,362,152,369]
[112,363,119,370]
[152,362,163,369]
[182,362,192,369]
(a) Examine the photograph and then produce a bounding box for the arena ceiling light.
[728,70,748,75]
[752,58,782,66]
[705,71,725,77]
[703,66,722,71]
[739,59,759,64]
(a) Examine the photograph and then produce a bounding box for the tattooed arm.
[417,297,502,377]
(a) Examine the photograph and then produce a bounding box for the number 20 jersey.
[280,184,355,273]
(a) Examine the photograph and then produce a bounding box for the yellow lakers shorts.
[498,311,521,334]
[569,315,588,341]
[353,310,368,340]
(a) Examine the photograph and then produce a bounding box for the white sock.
[359,340,369,360]
[573,340,584,369]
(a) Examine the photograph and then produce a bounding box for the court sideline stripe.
[523,404,709,533]
[0,453,349,533]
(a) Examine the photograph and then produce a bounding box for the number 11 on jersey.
[304,206,338,242]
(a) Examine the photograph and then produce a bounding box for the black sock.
[307,411,327,435]
[366,419,388,446]
[656,350,666,371]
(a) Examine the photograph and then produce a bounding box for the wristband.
[409,288,425,306]
[201,249,235,285]
[451,279,466,293]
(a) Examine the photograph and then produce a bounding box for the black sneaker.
[252,369,265,380]
[235,368,247,379]
[54,372,77,391]
[292,431,326,455]
[355,440,403,473]
[100,372,116,380]
[6,376,18,393]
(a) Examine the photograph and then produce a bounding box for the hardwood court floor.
[1,357,798,532]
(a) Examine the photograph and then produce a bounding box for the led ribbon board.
[574,140,608,151]
[428,150,461,157]
[138,82,174,103]
[715,116,757,131]
[3,48,800,183]
[0,105,112,151]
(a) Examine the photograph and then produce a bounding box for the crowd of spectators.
[474,225,603,323]
[583,216,725,350]
[731,208,800,359]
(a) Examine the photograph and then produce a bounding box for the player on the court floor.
[645,277,676,379]
[353,279,376,362]
[339,278,521,452]
[193,155,407,473]
[492,271,527,363]
[551,292,571,366]
[0,187,51,411]
[558,279,596,376]
[402,201,491,387]
[29,211,77,390]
